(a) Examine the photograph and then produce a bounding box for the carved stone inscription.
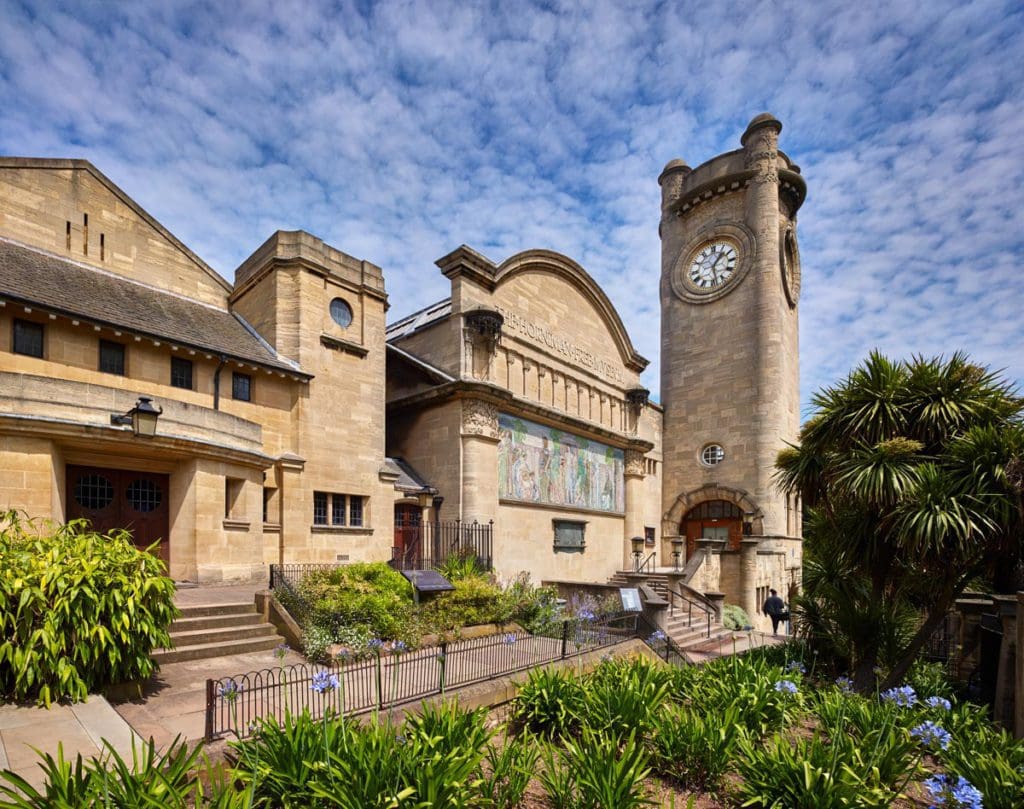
[494,304,624,384]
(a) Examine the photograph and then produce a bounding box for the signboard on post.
[619,587,641,612]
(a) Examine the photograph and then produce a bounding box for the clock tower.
[658,113,806,625]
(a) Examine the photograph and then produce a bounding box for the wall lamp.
[110,396,163,438]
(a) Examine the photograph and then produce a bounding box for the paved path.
[0,696,139,789]
[683,630,788,663]
[173,582,265,607]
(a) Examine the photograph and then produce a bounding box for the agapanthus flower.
[786,661,806,674]
[835,676,854,693]
[881,685,917,707]
[218,679,243,701]
[911,720,952,750]
[504,633,517,645]
[311,671,339,693]
[273,643,290,661]
[923,773,984,809]
[578,608,596,622]
[925,696,952,711]
[388,640,408,655]
[367,638,384,652]
[774,679,798,695]
[649,630,668,643]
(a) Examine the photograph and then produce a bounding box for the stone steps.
[154,602,287,665]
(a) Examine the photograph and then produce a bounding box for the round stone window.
[329,298,353,329]
[73,474,114,511]
[701,444,725,467]
[126,478,162,513]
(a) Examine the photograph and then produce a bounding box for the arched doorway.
[682,499,743,557]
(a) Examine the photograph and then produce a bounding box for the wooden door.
[66,465,170,565]
[393,504,422,567]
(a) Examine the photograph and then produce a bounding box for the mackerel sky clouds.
[1,0,1022,412]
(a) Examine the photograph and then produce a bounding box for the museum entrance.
[393,504,423,568]
[65,465,170,564]
[682,499,743,557]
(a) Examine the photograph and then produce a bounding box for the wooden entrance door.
[394,504,422,567]
[682,499,743,557]
[66,465,170,565]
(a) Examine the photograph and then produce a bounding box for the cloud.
[1,0,1021,414]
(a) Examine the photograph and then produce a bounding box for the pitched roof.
[0,238,305,376]
[385,297,451,341]
[383,457,438,494]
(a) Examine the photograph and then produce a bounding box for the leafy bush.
[0,735,202,808]
[511,666,586,737]
[420,573,512,631]
[648,704,745,789]
[503,573,562,634]
[941,724,1024,809]
[905,659,955,700]
[480,734,539,809]
[0,511,177,705]
[539,729,653,809]
[722,603,751,630]
[685,654,802,736]
[580,658,671,741]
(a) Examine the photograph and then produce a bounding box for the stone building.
[0,113,804,622]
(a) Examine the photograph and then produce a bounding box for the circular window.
[329,298,353,329]
[701,444,725,466]
[74,474,114,510]
[126,479,162,513]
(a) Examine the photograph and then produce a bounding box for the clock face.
[688,242,738,290]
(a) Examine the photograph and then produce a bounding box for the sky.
[1,0,1022,415]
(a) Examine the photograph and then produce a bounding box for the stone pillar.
[739,538,760,625]
[993,594,1018,730]
[460,399,499,523]
[276,453,306,564]
[955,595,992,683]
[1016,592,1023,739]
[623,449,646,569]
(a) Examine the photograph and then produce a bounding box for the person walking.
[762,588,786,636]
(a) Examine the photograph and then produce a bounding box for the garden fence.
[205,613,637,741]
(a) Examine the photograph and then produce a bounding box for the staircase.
[154,602,286,665]
[607,569,732,653]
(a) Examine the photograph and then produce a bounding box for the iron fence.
[205,613,637,741]
[390,519,493,572]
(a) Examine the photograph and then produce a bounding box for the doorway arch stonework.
[662,483,764,538]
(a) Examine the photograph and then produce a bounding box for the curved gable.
[493,250,648,374]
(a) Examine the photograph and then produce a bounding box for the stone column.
[1016,592,1023,739]
[993,594,1018,729]
[460,400,499,523]
[739,538,760,626]
[623,450,646,569]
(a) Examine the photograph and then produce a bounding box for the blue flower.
[218,679,243,701]
[881,685,917,707]
[925,696,952,711]
[924,773,984,809]
[648,630,668,643]
[311,670,337,693]
[578,608,596,622]
[389,640,407,655]
[273,643,290,661]
[504,633,517,645]
[367,638,384,653]
[786,661,806,674]
[835,676,854,693]
[774,679,798,695]
[911,720,951,750]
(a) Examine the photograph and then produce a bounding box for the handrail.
[635,551,657,573]
[667,584,715,638]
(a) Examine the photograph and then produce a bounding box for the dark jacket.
[763,595,786,617]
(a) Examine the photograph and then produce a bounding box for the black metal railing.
[390,519,493,572]
[634,552,657,574]
[667,585,715,638]
[636,611,690,667]
[205,613,637,741]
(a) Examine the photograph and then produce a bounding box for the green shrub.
[905,659,955,700]
[941,724,1024,809]
[686,654,801,736]
[480,734,539,809]
[0,511,177,706]
[503,573,562,634]
[299,563,415,643]
[648,704,745,790]
[540,728,653,809]
[420,573,511,631]
[511,666,586,737]
[722,603,752,630]
[580,658,671,741]
[0,735,201,808]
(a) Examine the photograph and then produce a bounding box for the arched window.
[683,500,742,521]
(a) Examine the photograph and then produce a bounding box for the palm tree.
[776,352,1024,691]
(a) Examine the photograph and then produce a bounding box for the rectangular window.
[349,496,363,527]
[553,519,586,553]
[313,491,328,525]
[644,526,656,546]
[331,494,346,526]
[171,356,193,390]
[99,340,125,375]
[225,477,244,520]
[12,319,43,358]
[232,372,252,401]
